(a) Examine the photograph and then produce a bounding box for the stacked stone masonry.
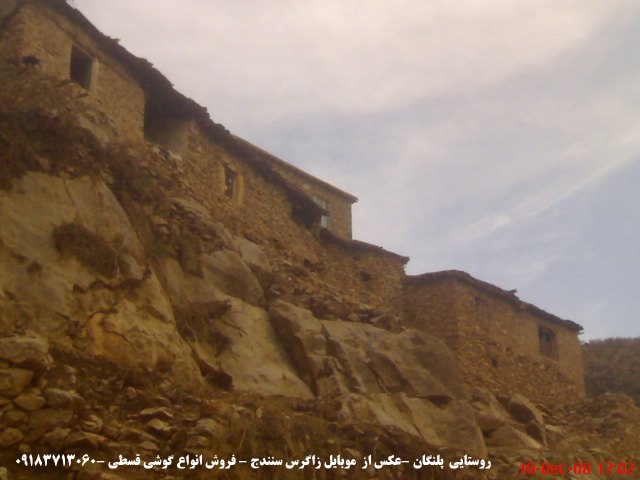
[404,273,585,406]
[1,1,145,140]
[0,0,585,408]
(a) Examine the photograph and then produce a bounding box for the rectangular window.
[313,195,332,230]
[70,45,93,90]
[538,326,558,360]
[224,165,237,199]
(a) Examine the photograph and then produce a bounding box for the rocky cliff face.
[0,85,639,479]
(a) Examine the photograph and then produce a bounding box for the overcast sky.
[76,0,639,341]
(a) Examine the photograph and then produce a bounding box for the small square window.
[70,45,93,90]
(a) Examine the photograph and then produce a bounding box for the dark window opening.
[313,195,332,230]
[538,326,558,360]
[360,270,372,282]
[224,165,237,199]
[70,45,93,90]
[22,55,40,67]
[143,100,190,156]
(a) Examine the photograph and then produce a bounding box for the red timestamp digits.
[599,462,636,476]
[520,462,636,476]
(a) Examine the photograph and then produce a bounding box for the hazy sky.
[76,0,639,340]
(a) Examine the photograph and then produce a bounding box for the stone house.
[404,271,585,402]
[0,0,357,239]
[0,0,584,406]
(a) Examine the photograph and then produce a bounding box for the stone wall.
[3,2,358,241]
[142,123,407,314]
[404,278,462,349]
[1,2,145,140]
[1,0,588,410]
[231,138,356,240]
[403,275,585,406]
[270,161,355,239]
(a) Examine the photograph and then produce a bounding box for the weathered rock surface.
[0,103,637,480]
[0,368,33,398]
[43,388,83,409]
[201,250,264,306]
[0,427,23,447]
[470,388,507,433]
[507,393,544,425]
[233,236,272,274]
[0,173,203,388]
[13,392,46,411]
[162,257,311,398]
[269,299,486,456]
[28,408,74,431]
[485,423,543,449]
[0,336,52,371]
[199,297,312,398]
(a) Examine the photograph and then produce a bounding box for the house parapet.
[405,270,583,333]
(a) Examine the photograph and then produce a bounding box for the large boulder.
[336,393,487,458]
[507,393,544,425]
[469,386,510,434]
[0,335,52,372]
[323,320,464,401]
[268,300,486,457]
[270,300,464,401]
[171,197,234,247]
[269,300,328,393]
[0,368,33,398]
[187,296,312,399]
[484,424,544,450]
[233,237,272,274]
[201,250,264,306]
[0,173,203,388]
[163,250,264,307]
[164,263,309,398]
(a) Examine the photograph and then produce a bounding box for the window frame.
[221,163,244,205]
[313,195,332,230]
[538,326,559,360]
[69,44,94,90]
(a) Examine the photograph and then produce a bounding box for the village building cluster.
[0,0,585,405]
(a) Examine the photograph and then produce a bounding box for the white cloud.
[77,0,631,126]
[74,0,640,338]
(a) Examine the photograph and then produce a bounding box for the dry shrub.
[53,223,129,278]
[0,133,42,190]
[584,337,640,406]
[108,153,160,203]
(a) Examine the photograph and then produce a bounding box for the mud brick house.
[0,0,585,405]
